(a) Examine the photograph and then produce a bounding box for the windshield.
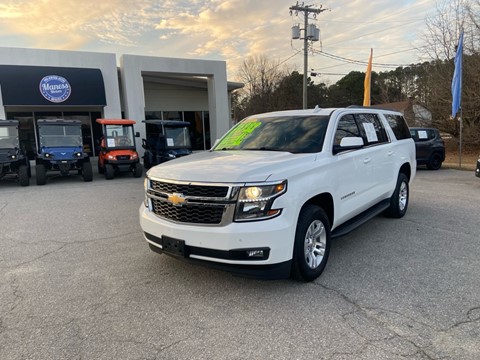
[164,126,191,148]
[213,116,330,153]
[39,125,82,147]
[0,125,19,148]
[104,124,135,148]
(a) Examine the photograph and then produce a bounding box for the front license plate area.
[162,236,186,258]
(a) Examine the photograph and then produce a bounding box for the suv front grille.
[148,179,235,225]
[151,180,228,198]
[151,199,225,224]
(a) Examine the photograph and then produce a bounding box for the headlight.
[10,154,17,159]
[144,177,149,207]
[44,153,52,158]
[75,152,82,157]
[132,153,138,159]
[107,154,116,160]
[234,181,287,221]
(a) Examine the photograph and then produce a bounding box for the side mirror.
[333,137,364,154]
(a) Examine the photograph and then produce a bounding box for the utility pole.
[290,2,326,109]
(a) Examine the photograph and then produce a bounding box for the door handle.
[363,157,371,164]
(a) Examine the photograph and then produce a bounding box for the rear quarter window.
[384,114,411,140]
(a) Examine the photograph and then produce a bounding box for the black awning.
[0,65,106,106]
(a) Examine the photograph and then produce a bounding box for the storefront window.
[145,111,211,151]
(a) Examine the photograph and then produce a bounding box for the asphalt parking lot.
[1,168,479,360]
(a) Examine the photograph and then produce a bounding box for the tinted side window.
[355,114,388,145]
[384,114,411,140]
[334,114,361,145]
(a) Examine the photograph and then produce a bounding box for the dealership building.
[0,47,242,159]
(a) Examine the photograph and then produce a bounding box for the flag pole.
[459,108,463,168]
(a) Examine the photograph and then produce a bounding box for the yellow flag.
[363,48,373,107]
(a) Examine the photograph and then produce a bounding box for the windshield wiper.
[243,147,288,152]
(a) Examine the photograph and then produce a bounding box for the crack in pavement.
[316,282,437,360]
[1,231,141,270]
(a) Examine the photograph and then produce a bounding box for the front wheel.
[292,205,331,282]
[105,164,115,180]
[18,165,30,186]
[385,173,409,218]
[82,162,93,182]
[133,163,143,178]
[36,164,47,185]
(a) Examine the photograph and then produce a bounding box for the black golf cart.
[0,119,30,186]
[141,120,192,168]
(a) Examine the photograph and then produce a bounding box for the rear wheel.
[82,162,93,182]
[18,165,30,186]
[133,163,143,178]
[36,164,47,185]
[292,205,331,282]
[427,153,442,170]
[385,173,409,218]
[105,164,115,180]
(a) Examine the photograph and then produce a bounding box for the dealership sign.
[39,75,71,103]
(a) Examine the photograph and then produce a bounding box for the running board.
[331,199,390,239]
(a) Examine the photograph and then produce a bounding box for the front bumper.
[139,204,295,279]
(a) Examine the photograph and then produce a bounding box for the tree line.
[232,0,480,147]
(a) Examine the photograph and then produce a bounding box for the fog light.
[246,249,264,258]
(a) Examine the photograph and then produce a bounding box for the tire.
[385,173,409,218]
[18,165,30,186]
[292,205,331,282]
[133,163,143,178]
[427,153,442,170]
[82,162,93,182]
[143,156,151,169]
[105,164,115,180]
[36,164,47,185]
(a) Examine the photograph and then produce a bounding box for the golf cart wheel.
[82,162,93,182]
[36,164,47,185]
[18,165,30,186]
[105,164,115,180]
[133,163,143,178]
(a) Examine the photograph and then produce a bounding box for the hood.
[146,150,316,183]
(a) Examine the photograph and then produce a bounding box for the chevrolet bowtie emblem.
[168,192,186,206]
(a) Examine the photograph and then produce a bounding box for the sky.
[0,0,440,85]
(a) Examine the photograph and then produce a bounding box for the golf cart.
[141,119,192,169]
[35,119,92,185]
[96,119,143,180]
[0,119,30,186]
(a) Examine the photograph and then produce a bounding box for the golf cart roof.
[37,119,82,126]
[0,119,19,126]
[142,119,190,127]
[96,119,136,125]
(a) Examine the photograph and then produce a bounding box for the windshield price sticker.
[216,120,261,149]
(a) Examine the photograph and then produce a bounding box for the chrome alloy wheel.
[399,181,408,211]
[304,220,327,269]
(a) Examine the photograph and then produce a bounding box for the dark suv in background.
[410,127,446,170]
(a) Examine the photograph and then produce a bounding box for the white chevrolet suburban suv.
[139,107,416,281]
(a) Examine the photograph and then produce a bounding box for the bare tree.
[422,0,480,146]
